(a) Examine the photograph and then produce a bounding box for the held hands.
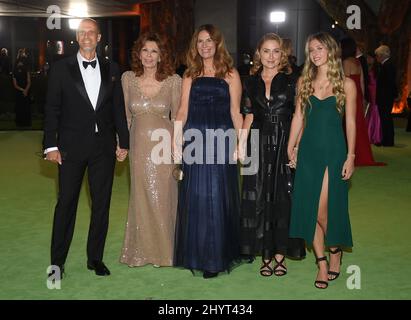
[234,140,247,163]
[172,134,183,163]
[45,150,62,165]
[287,147,298,169]
[341,154,355,180]
[116,146,128,162]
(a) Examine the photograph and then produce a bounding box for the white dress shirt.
[77,51,101,110]
[45,52,101,154]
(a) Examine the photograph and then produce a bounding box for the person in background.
[356,45,369,103]
[282,38,301,79]
[365,52,382,144]
[375,45,398,146]
[341,37,383,166]
[0,48,11,75]
[12,48,31,127]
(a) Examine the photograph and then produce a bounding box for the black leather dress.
[240,70,306,260]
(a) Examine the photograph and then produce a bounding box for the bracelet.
[293,147,299,151]
[347,153,355,158]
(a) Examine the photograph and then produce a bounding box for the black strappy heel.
[273,256,287,276]
[328,247,343,281]
[314,256,329,289]
[259,258,273,277]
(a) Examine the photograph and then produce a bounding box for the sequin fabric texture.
[120,71,182,267]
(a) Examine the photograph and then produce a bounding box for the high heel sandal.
[273,256,287,276]
[328,248,343,281]
[314,256,329,289]
[259,258,273,277]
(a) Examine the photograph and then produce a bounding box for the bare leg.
[328,246,342,280]
[260,258,273,276]
[312,168,329,288]
[273,253,287,276]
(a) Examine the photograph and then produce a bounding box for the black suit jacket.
[43,55,129,160]
[376,59,398,110]
[358,55,369,101]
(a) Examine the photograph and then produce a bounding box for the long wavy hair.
[299,32,345,116]
[250,33,291,75]
[130,32,174,81]
[185,24,233,79]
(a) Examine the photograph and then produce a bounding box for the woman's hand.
[236,139,247,163]
[287,146,298,169]
[342,155,355,180]
[172,133,183,163]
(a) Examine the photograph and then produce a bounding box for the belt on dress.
[264,114,292,123]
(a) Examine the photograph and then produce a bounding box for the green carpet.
[0,129,410,300]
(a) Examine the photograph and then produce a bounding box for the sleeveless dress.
[120,72,181,267]
[348,71,384,166]
[366,69,383,144]
[240,72,306,259]
[289,96,353,248]
[174,77,242,273]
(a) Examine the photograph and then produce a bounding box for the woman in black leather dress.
[238,33,306,277]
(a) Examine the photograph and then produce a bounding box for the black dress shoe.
[87,261,111,276]
[203,271,218,279]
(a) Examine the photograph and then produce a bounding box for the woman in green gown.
[287,32,356,289]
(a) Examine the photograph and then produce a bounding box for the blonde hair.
[185,24,233,79]
[251,33,291,75]
[375,45,390,59]
[299,32,345,116]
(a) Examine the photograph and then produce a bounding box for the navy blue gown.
[174,77,241,273]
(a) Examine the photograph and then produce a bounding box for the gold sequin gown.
[120,71,182,267]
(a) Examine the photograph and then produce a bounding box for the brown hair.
[250,33,291,75]
[185,24,233,79]
[131,32,174,81]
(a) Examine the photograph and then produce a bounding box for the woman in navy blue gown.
[173,24,244,278]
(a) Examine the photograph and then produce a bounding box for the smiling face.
[139,40,160,69]
[76,20,101,53]
[309,38,329,67]
[196,30,216,60]
[259,39,282,70]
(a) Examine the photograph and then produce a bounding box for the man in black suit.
[43,19,129,278]
[375,45,398,146]
[356,46,369,103]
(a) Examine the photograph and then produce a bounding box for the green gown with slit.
[289,95,353,247]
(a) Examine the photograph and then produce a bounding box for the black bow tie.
[83,60,97,69]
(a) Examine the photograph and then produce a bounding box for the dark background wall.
[0,16,139,72]
[237,0,346,66]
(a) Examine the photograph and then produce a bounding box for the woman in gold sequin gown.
[120,32,182,267]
